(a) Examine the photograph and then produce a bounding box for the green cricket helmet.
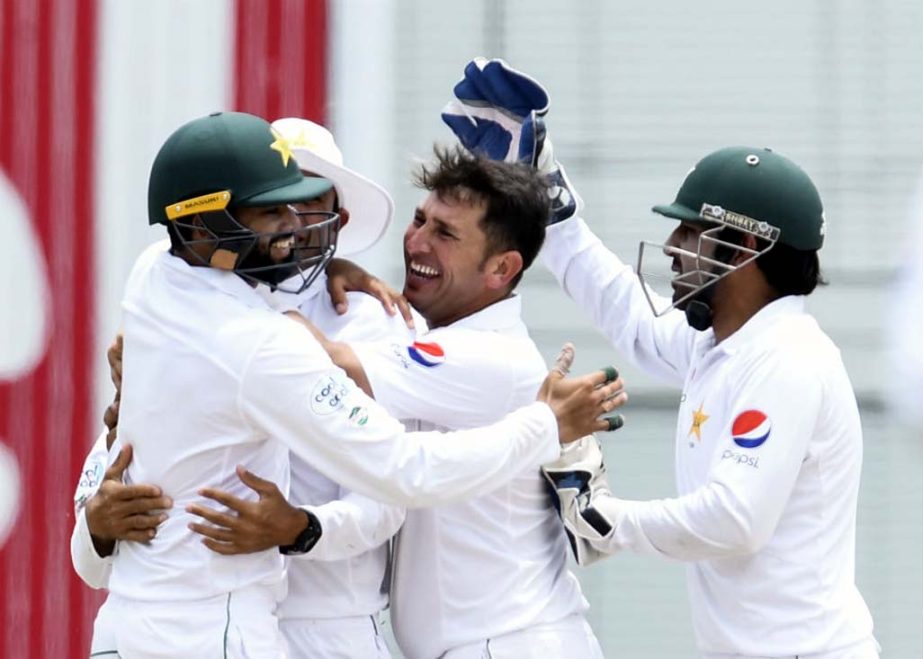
[148,111,340,293]
[638,146,826,329]
[652,146,825,250]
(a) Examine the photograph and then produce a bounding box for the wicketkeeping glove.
[542,435,618,566]
[441,57,583,225]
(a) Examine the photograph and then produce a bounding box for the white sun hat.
[271,117,393,256]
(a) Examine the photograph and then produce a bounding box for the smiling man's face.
[402,190,498,328]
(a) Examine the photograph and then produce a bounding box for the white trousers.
[701,635,881,659]
[440,614,603,659]
[90,586,285,658]
[280,614,391,658]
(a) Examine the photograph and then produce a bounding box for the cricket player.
[81,111,623,657]
[298,146,614,658]
[71,117,413,657]
[443,59,878,658]
[263,117,407,657]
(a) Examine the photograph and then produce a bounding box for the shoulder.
[220,308,330,371]
[123,240,171,292]
[419,325,541,380]
[311,292,419,343]
[738,313,840,389]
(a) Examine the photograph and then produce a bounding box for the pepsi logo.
[407,341,445,368]
[731,410,771,448]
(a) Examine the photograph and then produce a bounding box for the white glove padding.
[441,57,583,225]
[542,435,618,566]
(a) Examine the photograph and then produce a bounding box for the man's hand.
[442,57,582,224]
[186,466,309,556]
[104,333,124,449]
[325,257,414,328]
[103,396,120,450]
[85,444,172,557]
[441,57,549,166]
[537,343,627,443]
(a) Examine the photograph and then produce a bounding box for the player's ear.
[485,250,523,290]
[733,233,759,266]
[337,207,350,230]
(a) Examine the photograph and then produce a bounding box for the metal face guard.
[636,224,775,318]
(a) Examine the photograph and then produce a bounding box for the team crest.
[407,341,445,368]
[310,375,350,416]
[731,410,771,448]
[687,402,709,443]
[269,128,294,167]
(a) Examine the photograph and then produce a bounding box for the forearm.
[341,404,556,507]
[244,326,561,509]
[541,218,691,385]
[298,493,405,561]
[326,342,372,397]
[587,484,780,561]
[267,400,560,508]
[70,508,114,589]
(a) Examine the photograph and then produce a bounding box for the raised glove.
[441,57,582,224]
[542,435,617,566]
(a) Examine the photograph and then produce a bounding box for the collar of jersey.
[715,295,806,356]
[159,250,272,310]
[444,294,522,332]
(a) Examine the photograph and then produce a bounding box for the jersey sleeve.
[320,292,425,344]
[350,330,516,428]
[237,318,561,509]
[540,217,695,387]
[297,491,405,562]
[69,430,115,589]
[601,354,820,560]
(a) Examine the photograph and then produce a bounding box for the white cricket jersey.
[68,248,410,615]
[68,260,412,620]
[279,280,416,621]
[541,218,875,656]
[353,296,589,659]
[107,245,561,602]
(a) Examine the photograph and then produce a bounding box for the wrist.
[85,504,116,557]
[90,535,116,558]
[279,509,322,556]
[279,505,310,546]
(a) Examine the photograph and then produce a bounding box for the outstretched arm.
[442,57,696,385]
[547,359,818,562]
[241,320,627,509]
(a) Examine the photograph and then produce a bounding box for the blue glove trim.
[453,59,549,118]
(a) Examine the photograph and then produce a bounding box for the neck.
[424,290,512,329]
[710,277,779,343]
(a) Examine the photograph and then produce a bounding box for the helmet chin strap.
[684,299,713,331]
[684,283,716,331]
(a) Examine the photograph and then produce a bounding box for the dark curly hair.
[413,145,550,289]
